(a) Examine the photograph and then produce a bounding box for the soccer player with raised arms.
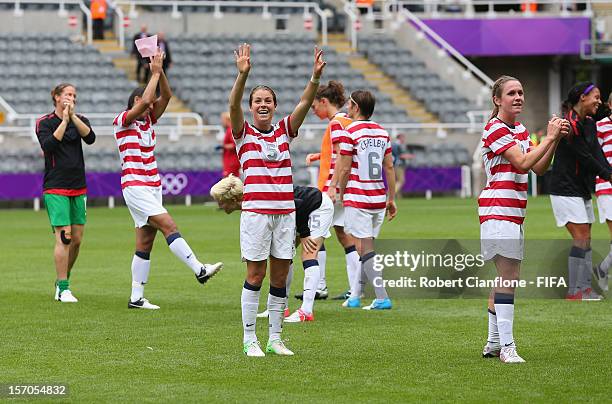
[479,76,569,363]
[209,176,334,323]
[229,43,325,357]
[113,49,222,310]
[333,90,397,310]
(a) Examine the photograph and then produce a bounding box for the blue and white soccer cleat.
[362,298,392,310]
[342,297,361,308]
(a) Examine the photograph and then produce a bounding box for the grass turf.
[0,196,610,402]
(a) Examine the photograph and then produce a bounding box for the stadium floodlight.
[13,1,23,17]
[171,2,181,19]
[128,2,138,18]
[213,3,223,19]
[262,4,271,19]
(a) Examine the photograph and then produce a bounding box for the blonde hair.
[210,174,243,202]
[490,75,520,120]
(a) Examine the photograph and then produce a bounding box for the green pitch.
[1,197,610,402]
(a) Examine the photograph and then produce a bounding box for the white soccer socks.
[166,232,204,275]
[130,251,151,302]
[268,286,286,342]
[317,245,327,291]
[301,259,320,314]
[241,281,261,344]
[361,251,389,300]
[493,293,515,347]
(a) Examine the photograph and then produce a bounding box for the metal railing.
[0,114,485,141]
[0,95,19,123]
[0,0,93,44]
[112,0,328,47]
[1,112,207,141]
[398,8,495,88]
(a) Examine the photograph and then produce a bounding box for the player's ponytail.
[489,75,519,121]
[561,82,595,116]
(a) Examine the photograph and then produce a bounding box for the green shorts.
[44,194,87,228]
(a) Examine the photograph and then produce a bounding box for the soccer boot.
[195,262,223,284]
[57,289,78,303]
[565,290,583,301]
[332,289,350,300]
[499,345,525,363]
[342,296,361,308]
[243,340,265,357]
[482,342,501,358]
[362,298,393,310]
[128,297,160,310]
[284,308,314,323]
[265,339,294,356]
[295,287,328,301]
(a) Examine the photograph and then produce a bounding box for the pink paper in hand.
[135,35,158,58]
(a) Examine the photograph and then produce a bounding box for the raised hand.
[312,46,326,79]
[234,43,251,74]
[149,48,164,75]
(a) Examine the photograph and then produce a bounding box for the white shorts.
[309,193,334,239]
[122,186,168,228]
[240,211,296,261]
[550,195,594,227]
[332,201,345,227]
[344,206,385,239]
[480,219,524,261]
[596,194,612,223]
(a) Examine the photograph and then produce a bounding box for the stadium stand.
[166,32,418,126]
[357,34,479,124]
[0,32,132,124]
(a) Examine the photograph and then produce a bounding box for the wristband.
[310,75,320,85]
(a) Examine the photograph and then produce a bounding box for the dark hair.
[249,85,277,107]
[561,82,596,115]
[128,87,146,109]
[350,90,375,119]
[489,75,520,120]
[51,83,76,106]
[316,80,346,108]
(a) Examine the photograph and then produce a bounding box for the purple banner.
[402,167,461,193]
[0,171,223,200]
[0,168,460,200]
[421,17,590,56]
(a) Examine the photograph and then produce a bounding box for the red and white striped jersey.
[339,120,391,210]
[478,117,533,225]
[113,110,161,189]
[322,113,352,193]
[595,117,612,196]
[235,116,296,214]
